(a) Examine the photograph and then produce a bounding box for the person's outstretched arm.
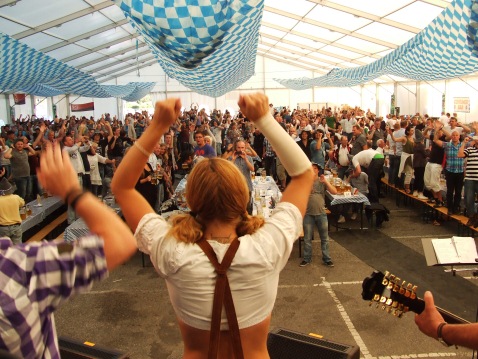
[238,94,313,216]
[415,291,478,350]
[37,143,137,271]
[111,99,181,232]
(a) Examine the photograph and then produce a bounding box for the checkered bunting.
[0,33,155,101]
[274,0,478,89]
[115,0,264,97]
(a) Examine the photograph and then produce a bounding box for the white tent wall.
[362,84,378,114]
[377,84,394,118]
[4,54,478,123]
[444,77,478,123]
[419,80,445,118]
[0,95,9,124]
[396,82,418,116]
[314,86,362,111]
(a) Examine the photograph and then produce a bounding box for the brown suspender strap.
[196,238,244,359]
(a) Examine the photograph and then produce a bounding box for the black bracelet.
[69,191,88,211]
[64,188,82,204]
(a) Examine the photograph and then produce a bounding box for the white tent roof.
[0,0,452,87]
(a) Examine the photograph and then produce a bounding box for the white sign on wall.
[454,97,470,113]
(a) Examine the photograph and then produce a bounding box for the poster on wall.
[13,94,26,105]
[71,102,94,112]
[442,94,446,113]
[453,97,470,113]
[390,95,395,115]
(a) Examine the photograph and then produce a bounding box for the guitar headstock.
[362,270,424,318]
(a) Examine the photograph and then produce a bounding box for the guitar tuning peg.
[385,298,393,306]
[389,274,395,281]
[373,294,381,302]
[384,270,390,278]
[380,296,387,304]
[391,300,398,309]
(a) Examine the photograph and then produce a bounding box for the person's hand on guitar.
[414,291,445,340]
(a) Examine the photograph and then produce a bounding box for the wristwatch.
[437,322,451,347]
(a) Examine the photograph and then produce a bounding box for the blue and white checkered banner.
[0,32,155,101]
[274,0,478,89]
[115,0,264,97]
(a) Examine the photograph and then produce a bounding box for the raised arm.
[111,99,181,231]
[37,143,136,270]
[458,137,470,158]
[238,94,314,216]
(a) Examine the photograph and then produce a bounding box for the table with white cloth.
[251,176,282,218]
[326,191,371,230]
[21,196,64,232]
[63,199,121,242]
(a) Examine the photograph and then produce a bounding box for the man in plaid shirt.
[0,144,137,358]
[432,127,464,215]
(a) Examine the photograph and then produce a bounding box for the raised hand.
[237,93,269,121]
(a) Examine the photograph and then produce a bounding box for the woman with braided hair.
[112,94,314,359]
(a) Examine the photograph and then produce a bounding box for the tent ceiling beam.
[12,0,114,40]
[257,51,323,73]
[420,0,451,8]
[86,49,151,74]
[94,55,156,78]
[96,59,158,84]
[265,6,399,49]
[260,32,368,66]
[61,33,140,63]
[306,0,422,34]
[40,19,129,53]
[76,43,147,70]
[261,24,380,59]
[0,0,18,9]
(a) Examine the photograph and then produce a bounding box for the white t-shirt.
[135,202,302,330]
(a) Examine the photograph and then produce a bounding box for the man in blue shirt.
[194,131,216,158]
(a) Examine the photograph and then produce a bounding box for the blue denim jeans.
[464,179,478,217]
[388,155,400,186]
[13,176,29,200]
[303,214,331,263]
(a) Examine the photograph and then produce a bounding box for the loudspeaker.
[58,336,129,359]
[267,328,360,359]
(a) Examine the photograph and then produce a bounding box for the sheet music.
[431,237,478,264]
[452,236,478,264]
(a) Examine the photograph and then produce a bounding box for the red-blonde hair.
[168,158,264,243]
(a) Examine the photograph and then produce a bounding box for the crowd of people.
[0,97,477,357]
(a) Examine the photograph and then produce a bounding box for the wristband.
[437,322,451,347]
[69,191,88,211]
[64,188,82,204]
[254,112,311,176]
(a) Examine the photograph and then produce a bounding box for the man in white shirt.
[351,148,385,203]
[62,134,90,224]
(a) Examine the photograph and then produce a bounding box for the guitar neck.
[414,298,470,324]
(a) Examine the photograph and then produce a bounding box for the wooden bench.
[381,177,478,237]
